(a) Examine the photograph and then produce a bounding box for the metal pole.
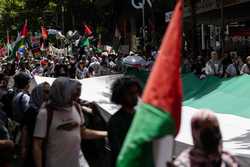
[7,29,9,57]
[142,0,145,50]
[220,0,224,56]
[61,0,65,34]
[61,0,65,49]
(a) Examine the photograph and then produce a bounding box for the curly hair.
[14,72,31,89]
[111,76,142,105]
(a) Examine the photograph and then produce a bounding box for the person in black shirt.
[108,76,142,167]
[67,57,77,79]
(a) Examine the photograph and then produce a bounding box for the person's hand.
[3,140,14,150]
[0,140,14,154]
[88,102,99,112]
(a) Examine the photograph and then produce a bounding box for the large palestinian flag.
[34,72,250,166]
[124,68,250,164]
[178,73,250,158]
[117,0,183,167]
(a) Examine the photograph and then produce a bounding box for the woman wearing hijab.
[21,82,50,167]
[173,110,238,167]
[33,77,107,167]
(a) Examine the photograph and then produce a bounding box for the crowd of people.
[0,70,240,167]
[0,50,125,81]
[182,50,250,79]
[0,35,242,167]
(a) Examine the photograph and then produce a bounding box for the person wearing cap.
[240,56,250,75]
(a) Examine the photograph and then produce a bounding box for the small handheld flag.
[20,20,29,38]
[84,25,93,36]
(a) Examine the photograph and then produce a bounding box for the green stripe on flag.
[183,74,250,119]
[117,103,175,167]
[126,69,250,119]
[79,38,90,48]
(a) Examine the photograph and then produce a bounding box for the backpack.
[1,89,18,119]
[12,92,25,123]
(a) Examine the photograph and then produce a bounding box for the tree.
[0,0,26,36]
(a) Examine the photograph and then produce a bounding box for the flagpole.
[7,29,9,57]
[142,0,146,50]
[61,0,65,34]
[220,0,224,57]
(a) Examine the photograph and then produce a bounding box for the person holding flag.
[12,20,30,61]
[40,26,49,52]
[117,0,183,167]
[79,23,94,55]
[108,76,143,167]
[84,24,93,37]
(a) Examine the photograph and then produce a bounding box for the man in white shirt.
[241,56,250,75]
[225,55,241,77]
[205,51,223,77]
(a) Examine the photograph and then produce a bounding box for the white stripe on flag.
[153,136,174,167]
[176,106,250,157]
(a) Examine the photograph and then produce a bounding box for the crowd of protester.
[0,44,242,167]
[182,50,250,79]
[0,72,108,167]
[0,51,125,80]
[0,72,240,167]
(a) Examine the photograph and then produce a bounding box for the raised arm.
[81,127,107,140]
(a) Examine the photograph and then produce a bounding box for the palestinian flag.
[10,20,30,59]
[41,26,48,40]
[13,38,26,57]
[123,70,250,165]
[117,1,183,167]
[20,19,29,38]
[84,25,93,36]
[176,73,250,163]
[79,37,90,48]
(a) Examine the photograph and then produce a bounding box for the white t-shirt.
[34,105,89,167]
[241,64,250,75]
[76,67,89,79]
[205,60,223,76]
[226,64,238,77]
[89,61,101,76]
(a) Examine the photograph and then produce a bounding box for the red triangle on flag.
[142,0,183,134]
[41,26,48,39]
[20,20,29,38]
[84,25,93,36]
